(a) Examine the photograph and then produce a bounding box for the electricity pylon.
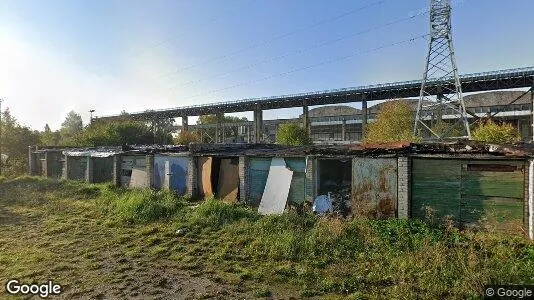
[414,0,471,140]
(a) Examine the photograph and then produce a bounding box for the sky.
[1,0,533,130]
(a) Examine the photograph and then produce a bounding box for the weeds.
[1,177,534,299]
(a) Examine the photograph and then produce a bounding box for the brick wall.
[397,156,410,219]
[305,157,316,203]
[186,157,197,198]
[239,156,249,203]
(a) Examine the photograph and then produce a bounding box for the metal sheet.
[258,158,293,215]
[460,160,524,231]
[412,158,525,233]
[412,159,462,221]
[353,158,397,217]
[93,157,113,183]
[121,155,146,187]
[248,158,272,205]
[197,157,214,198]
[129,169,148,188]
[154,155,189,195]
[68,156,88,181]
[218,158,239,203]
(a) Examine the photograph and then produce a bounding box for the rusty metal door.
[353,158,397,217]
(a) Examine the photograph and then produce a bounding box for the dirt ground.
[0,192,301,299]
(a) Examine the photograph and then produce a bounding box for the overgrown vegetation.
[472,119,522,144]
[1,177,533,298]
[364,100,421,144]
[276,122,312,146]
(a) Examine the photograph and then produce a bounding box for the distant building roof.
[307,105,361,117]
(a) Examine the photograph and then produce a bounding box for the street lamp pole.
[89,109,95,124]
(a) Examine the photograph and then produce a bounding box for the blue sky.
[1,0,533,130]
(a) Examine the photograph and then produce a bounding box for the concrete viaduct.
[98,66,534,143]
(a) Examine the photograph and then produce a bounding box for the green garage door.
[412,158,524,232]
[248,158,271,205]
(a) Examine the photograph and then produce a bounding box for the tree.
[60,111,83,145]
[276,122,312,146]
[147,117,174,145]
[40,124,61,146]
[472,119,521,144]
[174,131,200,145]
[363,100,420,144]
[76,120,154,146]
[0,108,40,177]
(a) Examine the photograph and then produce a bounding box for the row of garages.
[29,144,534,239]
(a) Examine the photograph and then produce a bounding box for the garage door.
[412,158,524,232]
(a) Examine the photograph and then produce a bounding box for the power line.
[154,0,386,80]
[178,34,428,101]
[168,8,429,91]
[130,0,263,57]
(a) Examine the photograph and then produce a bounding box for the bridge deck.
[98,67,534,121]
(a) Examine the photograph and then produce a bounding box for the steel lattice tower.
[413,0,471,140]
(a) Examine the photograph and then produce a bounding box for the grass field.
[1,177,533,299]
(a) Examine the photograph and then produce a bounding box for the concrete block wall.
[62,155,70,180]
[397,156,410,219]
[85,156,94,183]
[239,156,249,203]
[186,157,197,198]
[28,146,37,176]
[113,154,122,187]
[305,157,316,203]
[146,154,154,188]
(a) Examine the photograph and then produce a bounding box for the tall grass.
[2,177,534,298]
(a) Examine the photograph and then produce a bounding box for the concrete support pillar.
[362,99,368,141]
[341,118,347,141]
[182,116,189,132]
[531,82,534,142]
[186,157,197,198]
[222,125,226,142]
[305,157,317,203]
[254,109,263,143]
[42,151,49,178]
[215,113,223,144]
[239,156,249,204]
[113,154,122,187]
[397,156,411,219]
[302,103,310,134]
[146,154,154,188]
[247,124,252,144]
[85,156,94,183]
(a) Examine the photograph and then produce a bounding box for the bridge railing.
[110,67,534,117]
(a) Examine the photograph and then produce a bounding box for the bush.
[174,130,200,145]
[276,123,312,146]
[472,119,521,144]
[364,100,421,144]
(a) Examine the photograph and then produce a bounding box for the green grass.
[1,177,533,298]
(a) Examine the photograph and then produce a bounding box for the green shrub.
[472,119,521,144]
[276,122,312,146]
